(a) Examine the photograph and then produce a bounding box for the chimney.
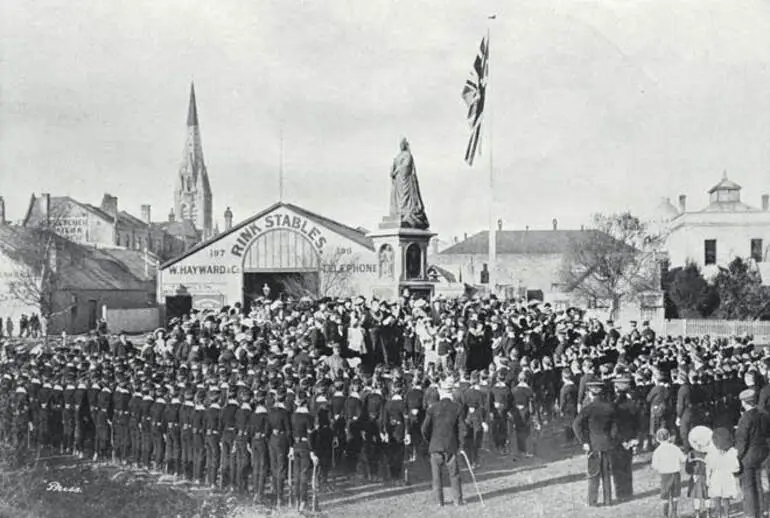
[141,204,151,224]
[464,232,468,240]
[552,218,558,230]
[224,207,233,231]
[101,194,118,218]
[763,194,769,211]
[580,225,584,231]
[0,196,5,225]
[41,193,51,226]
[454,236,458,244]
[678,194,687,213]
[526,225,529,231]
[168,209,175,223]
[497,219,503,231]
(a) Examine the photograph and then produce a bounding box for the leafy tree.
[666,261,719,318]
[712,257,770,320]
[560,212,663,319]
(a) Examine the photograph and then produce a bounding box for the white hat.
[688,426,713,453]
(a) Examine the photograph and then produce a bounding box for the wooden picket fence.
[663,319,770,344]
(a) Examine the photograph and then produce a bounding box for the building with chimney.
[173,83,213,240]
[662,173,770,274]
[21,192,189,262]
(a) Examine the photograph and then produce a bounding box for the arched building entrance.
[241,228,321,308]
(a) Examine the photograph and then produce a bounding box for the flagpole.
[487,17,496,296]
[279,124,285,202]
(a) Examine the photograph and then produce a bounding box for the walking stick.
[111,423,116,464]
[287,452,294,508]
[460,450,484,507]
[311,457,319,512]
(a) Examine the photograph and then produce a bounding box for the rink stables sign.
[230,213,327,257]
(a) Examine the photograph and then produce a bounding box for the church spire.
[174,82,213,241]
[187,82,198,127]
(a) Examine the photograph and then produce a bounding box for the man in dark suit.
[421,378,467,507]
[675,370,694,452]
[735,388,770,518]
[611,375,641,502]
[573,380,617,507]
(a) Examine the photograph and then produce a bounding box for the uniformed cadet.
[139,384,155,468]
[268,388,291,508]
[164,387,182,475]
[191,390,207,484]
[149,386,166,471]
[572,380,617,507]
[612,375,640,502]
[220,384,239,489]
[558,368,578,446]
[233,387,252,493]
[94,381,113,462]
[329,379,347,470]
[311,387,334,487]
[179,388,195,480]
[204,387,222,487]
[344,379,364,476]
[37,377,52,456]
[463,372,488,468]
[405,373,425,461]
[249,390,270,504]
[382,379,407,482]
[113,376,131,464]
[11,385,31,465]
[291,391,316,511]
[511,370,537,458]
[62,376,76,455]
[490,368,512,453]
[128,385,143,467]
[363,378,386,479]
[50,378,64,454]
[73,376,89,458]
[28,374,41,452]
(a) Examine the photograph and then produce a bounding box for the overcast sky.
[3,0,770,241]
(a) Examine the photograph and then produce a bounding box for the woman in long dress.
[390,138,429,229]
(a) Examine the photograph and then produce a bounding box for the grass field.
[0,431,750,518]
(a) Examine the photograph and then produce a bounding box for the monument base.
[367,221,437,301]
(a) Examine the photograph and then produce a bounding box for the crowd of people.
[0,291,768,516]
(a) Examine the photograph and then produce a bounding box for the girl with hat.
[685,426,712,518]
[705,427,740,518]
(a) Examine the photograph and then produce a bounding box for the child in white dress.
[705,427,740,518]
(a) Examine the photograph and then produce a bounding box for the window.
[704,239,717,265]
[752,239,763,262]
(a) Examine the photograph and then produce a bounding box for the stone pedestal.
[367,216,437,301]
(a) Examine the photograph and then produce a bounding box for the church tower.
[174,82,213,240]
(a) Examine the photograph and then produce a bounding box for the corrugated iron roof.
[440,229,611,255]
[0,225,152,292]
[161,202,374,269]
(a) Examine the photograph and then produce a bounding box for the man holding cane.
[572,380,617,507]
[421,377,467,507]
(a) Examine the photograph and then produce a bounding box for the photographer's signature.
[46,481,82,494]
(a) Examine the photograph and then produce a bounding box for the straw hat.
[688,426,713,453]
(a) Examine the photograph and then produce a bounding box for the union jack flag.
[462,34,489,166]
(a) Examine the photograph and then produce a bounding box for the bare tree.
[266,249,358,300]
[2,205,78,339]
[318,249,358,297]
[559,212,663,319]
